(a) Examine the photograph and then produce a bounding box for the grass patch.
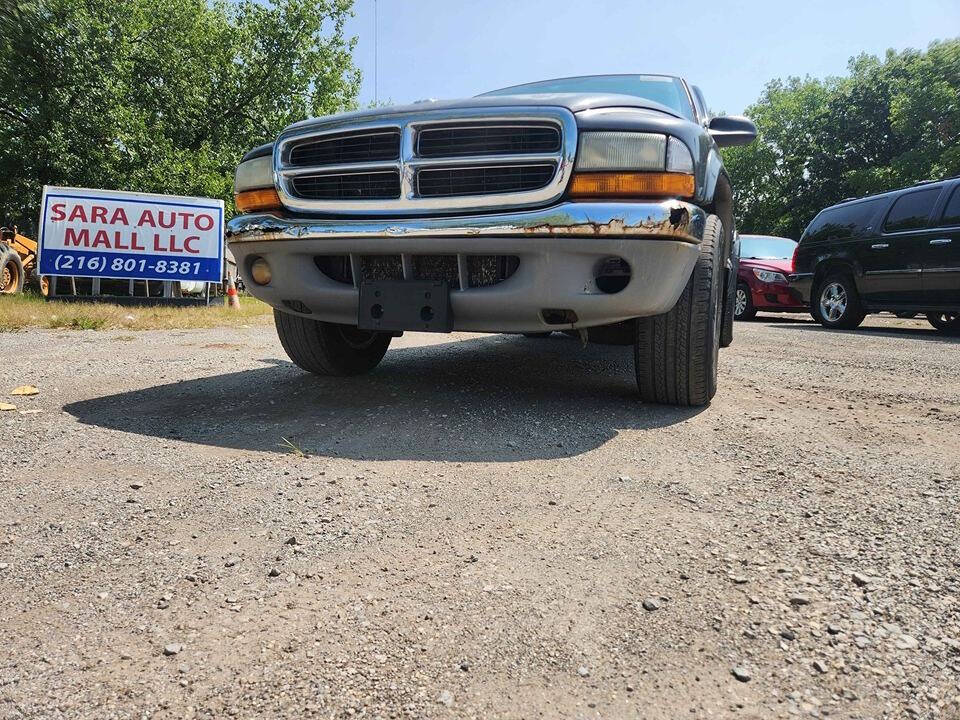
[0,292,273,331]
[279,437,308,457]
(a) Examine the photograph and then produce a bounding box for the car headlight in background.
[752,268,788,284]
[570,132,695,199]
[234,154,282,213]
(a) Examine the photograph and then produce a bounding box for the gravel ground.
[1,313,958,719]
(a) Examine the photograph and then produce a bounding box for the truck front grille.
[416,124,561,157]
[289,130,400,166]
[276,107,576,215]
[417,164,556,197]
[314,254,520,291]
[292,171,400,200]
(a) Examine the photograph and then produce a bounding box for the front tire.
[927,312,960,334]
[274,310,392,376]
[734,282,756,321]
[0,244,24,294]
[634,214,724,407]
[812,273,865,329]
[719,270,735,347]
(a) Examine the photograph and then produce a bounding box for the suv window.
[883,187,941,233]
[940,185,960,227]
[803,199,881,243]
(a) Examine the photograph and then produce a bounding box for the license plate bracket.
[358,280,452,332]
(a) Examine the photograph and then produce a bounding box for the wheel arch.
[811,258,861,301]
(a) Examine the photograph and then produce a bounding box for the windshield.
[480,75,695,121]
[740,235,797,260]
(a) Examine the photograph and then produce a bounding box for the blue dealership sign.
[38,186,224,283]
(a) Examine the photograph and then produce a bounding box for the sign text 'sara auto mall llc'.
[38,186,224,283]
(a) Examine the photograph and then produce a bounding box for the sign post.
[38,186,224,286]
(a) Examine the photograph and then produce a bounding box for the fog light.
[595,256,631,294]
[250,257,272,285]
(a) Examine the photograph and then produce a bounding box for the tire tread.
[634,214,723,407]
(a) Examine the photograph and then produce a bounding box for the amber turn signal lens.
[235,187,282,213]
[569,172,695,199]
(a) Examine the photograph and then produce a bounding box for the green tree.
[0,0,360,233]
[723,39,960,240]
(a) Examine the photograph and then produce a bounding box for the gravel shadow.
[65,333,704,461]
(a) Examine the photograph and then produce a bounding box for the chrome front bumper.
[227,201,705,333]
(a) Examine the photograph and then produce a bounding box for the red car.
[734,234,805,320]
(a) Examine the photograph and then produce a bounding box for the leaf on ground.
[0,402,16,411]
[10,385,39,396]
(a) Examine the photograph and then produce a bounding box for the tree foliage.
[723,39,960,239]
[0,0,360,232]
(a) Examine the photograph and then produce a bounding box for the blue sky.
[343,0,959,115]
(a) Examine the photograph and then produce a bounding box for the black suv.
[791,178,960,333]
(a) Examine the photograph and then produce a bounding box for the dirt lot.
[1,313,958,719]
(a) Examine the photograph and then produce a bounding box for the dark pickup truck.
[227,74,756,406]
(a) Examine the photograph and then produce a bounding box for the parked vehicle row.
[735,178,960,334]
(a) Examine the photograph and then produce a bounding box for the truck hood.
[283,93,683,134]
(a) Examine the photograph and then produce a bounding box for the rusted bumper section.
[226,201,706,333]
[227,201,704,245]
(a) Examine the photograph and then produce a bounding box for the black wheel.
[522,332,553,339]
[0,244,24,294]
[733,282,756,321]
[926,312,960,334]
[274,309,392,376]
[719,270,735,348]
[811,273,865,329]
[635,214,724,407]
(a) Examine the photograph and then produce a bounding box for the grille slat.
[417,125,561,157]
[289,130,400,167]
[418,164,555,197]
[292,172,400,201]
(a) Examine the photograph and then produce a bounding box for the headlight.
[666,136,694,173]
[570,132,695,199]
[576,132,666,171]
[234,154,281,213]
[575,132,694,173]
[234,155,274,193]
[752,268,788,284]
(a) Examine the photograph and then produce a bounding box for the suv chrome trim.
[273,107,578,216]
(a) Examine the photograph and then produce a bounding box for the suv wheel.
[274,309,392,376]
[634,214,724,407]
[734,282,756,321]
[812,273,865,329]
[927,312,960,334]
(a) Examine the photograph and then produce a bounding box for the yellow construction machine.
[0,226,37,294]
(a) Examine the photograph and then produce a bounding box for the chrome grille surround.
[274,107,577,215]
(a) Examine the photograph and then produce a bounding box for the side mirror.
[708,115,757,148]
